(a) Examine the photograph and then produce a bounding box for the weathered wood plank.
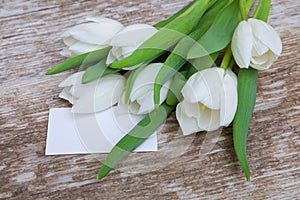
[1,0,300,199]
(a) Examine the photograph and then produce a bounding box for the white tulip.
[106,24,158,69]
[118,63,172,115]
[176,68,238,135]
[61,17,124,57]
[59,72,126,113]
[232,18,282,70]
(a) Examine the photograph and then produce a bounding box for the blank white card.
[45,108,157,155]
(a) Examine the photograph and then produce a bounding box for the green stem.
[228,57,236,70]
[220,45,233,70]
[239,0,248,20]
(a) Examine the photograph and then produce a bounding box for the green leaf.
[124,64,146,103]
[186,52,219,78]
[165,72,186,106]
[246,0,256,14]
[45,47,111,75]
[154,1,195,29]
[154,0,228,105]
[253,0,271,22]
[233,68,258,181]
[232,0,271,182]
[97,103,175,180]
[187,0,239,59]
[110,0,211,69]
[81,59,119,84]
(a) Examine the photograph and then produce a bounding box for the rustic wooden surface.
[1,0,300,199]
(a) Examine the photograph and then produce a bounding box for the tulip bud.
[61,17,124,57]
[118,63,172,115]
[176,68,238,135]
[106,24,158,69]
[232,18,282,70]
[59,71,126,113]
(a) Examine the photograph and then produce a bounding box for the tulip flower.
[106,24,158,69]
[61,17,124,57]
[59,71,126,113]
[118,63,172,115]
[176,68,238,135]
[232,18,282,70]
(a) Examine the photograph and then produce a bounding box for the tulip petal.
[121,46,138,58]
[160,81,172,104]
[59,71,84,87]
[225,69,238,88]
[59,87,77,104]
[107,45,137,65]
[116,94,135,115]
[248,18,282,56]
[108,45,139,65]
[117,93,147,116]
[122,63,171,114]
[197,108,221,132]
[86,16,118,24]
[110,24,157,47]
[176,102,202,135]
[63,36,77,46]
[181,68,224,109]
[69,79,98,98]
[181,100,201,118]
[60,47,74,57]
[127,101,141,114]
[106,24,157,66]
[130,84,151,102]
[219,71,238,126]
[106,46,122,64]
[251,51,270,65]
[232,21,253,68]
[72,74,126,113]
[250,50,277,70]
[71,74,122,97]
[178,68,238,133]
[180,94,221,132]
[135,91,156,115]
[68,41,106,55]
[106,46,143,71]
[251,36,269,56]
[66,21,124,45]
[130,63,163,100]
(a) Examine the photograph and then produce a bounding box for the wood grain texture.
[1,0,300,199]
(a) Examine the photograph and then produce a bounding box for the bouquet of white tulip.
[46,0,282,181]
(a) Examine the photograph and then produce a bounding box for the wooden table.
[1,0,299,199]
